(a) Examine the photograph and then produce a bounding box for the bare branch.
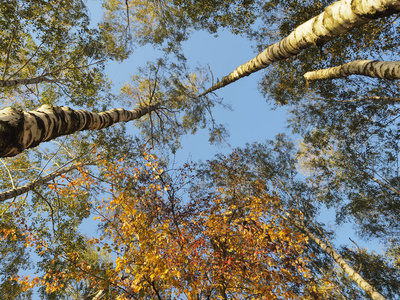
[0,158,16,189]
[7,40,45,80]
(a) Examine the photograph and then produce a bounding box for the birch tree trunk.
[92,290,104,300]
[0,76,65,87]
[304,60,400,80]
[199,0,400,97]
[371,176,400,195]
[289,217,386,300]
[0,163,81,203]
[0,103,159,157]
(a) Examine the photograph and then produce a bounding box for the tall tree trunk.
[0,103,159,157]
[92,290,104,300]
[371,176,400,195]
[0,76,65,87]
[304,60,400,81]
[0,163,82,203]
[199,0,400,97]
[288,217,386,300]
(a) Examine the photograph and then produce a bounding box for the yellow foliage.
[67,150,330,299]
[14,149,331,298]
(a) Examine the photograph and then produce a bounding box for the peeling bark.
[304,60,400,80]
[0,103,159,157]
[199,0,400,97]
[289,217,386,300]
[0,76,65,87]
[0,164,80,203]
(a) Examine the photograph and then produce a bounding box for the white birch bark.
[92,290,104,300]
[0,164,80,202]
[304,60,400,80]
[371,176,400,195]
[199,0,400,97]
[0,76,65,87]
[288,217,386,300]
[0,103,159,157]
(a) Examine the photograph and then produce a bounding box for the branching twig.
[2,27,17,80]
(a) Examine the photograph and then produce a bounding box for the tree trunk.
[0,163,82,203]
[371,176,400,195]
[0,103,159,157]
[92,290,104,300]
[199,0,400,97]
[290,218,386,300]
[304,60,400,80]
[0,76,64,87]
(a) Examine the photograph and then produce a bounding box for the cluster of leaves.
[1,0,400,298]
[120,59,229,152]
[0,0,122,110]
[102,0,262,57]
[254,0,400,261]
[15,150,331,299]
[0,211,33,300]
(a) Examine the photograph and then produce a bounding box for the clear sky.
[86,1,384,254]
[104,30,288,163]
[101,27,383,257]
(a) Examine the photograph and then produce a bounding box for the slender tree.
[284,216,386,300]
[0,103,159,158]
[199,0,400,96]
[0,76,66,88]
[304,60,400,80]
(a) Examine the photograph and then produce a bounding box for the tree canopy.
[0,0,400,299]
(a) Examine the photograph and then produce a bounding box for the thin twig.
[33,190,56,233]
[7,40,45,80]
[0,158,15,189]
[2,27,17,80]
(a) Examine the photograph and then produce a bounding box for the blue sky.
[88,1,384,254]
[101,27,384,257]
[104,29,288,163]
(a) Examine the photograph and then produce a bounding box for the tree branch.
[371,176,400,195]
[0,163,80,203]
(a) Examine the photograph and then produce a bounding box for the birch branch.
[199,0,400,97]
[0,164,80,203]
[371,176,400,195]
[304,60,400,80]
[0,103,159,157]
[0,76,66,88]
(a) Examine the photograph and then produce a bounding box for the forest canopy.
[0,0,400,299]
